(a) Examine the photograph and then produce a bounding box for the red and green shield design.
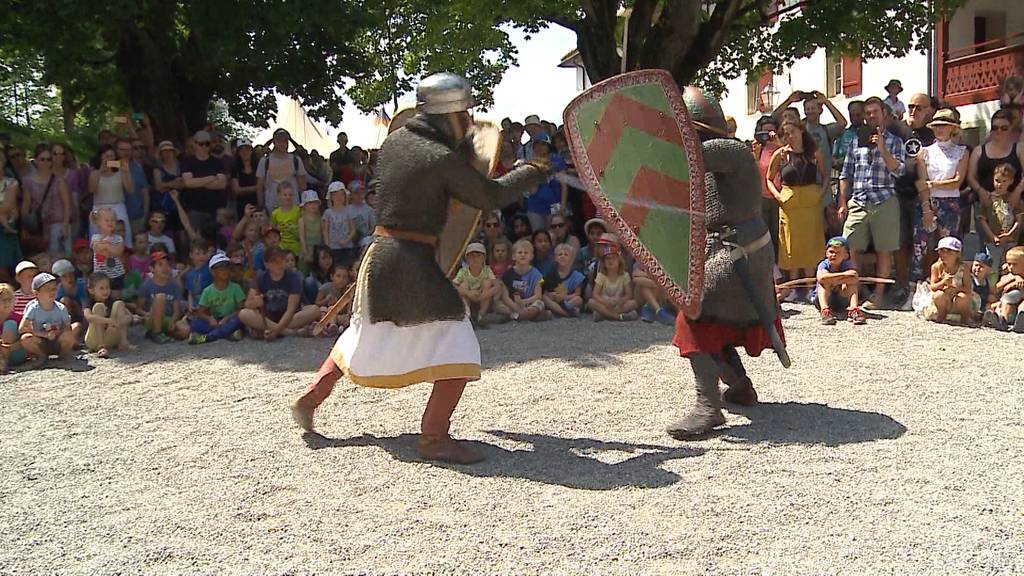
[563,69,706,318]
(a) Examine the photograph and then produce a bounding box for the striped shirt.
[92,233,126,279]
[13,289,34,319]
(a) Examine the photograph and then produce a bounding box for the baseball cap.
[157,140,178,153]
[150,251,169,264]
[465,242,486,256]
[524,114,542,127]
[209,252,231,269]
[974,251,993,267]
[73,238,90,252]
[937,236,962,252]
[31,272,57,291]
[300,189,321,206]
[15,260,38,275]
[193,130,211,143]
[327,181,348,194]
[273,128,290,139]
[51,259,75,276]
[826,236,849,249]
[597,242,620,257]
[236,138,253,148]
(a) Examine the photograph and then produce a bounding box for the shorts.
[2,319,27,366]
[1000,289,1024,306]
[266,309,286,323]
[815,286,851,311]
[898,195,916,248]
[843,195,900,252]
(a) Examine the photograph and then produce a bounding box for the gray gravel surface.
[1,304,1022,575]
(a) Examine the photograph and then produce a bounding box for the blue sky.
[288,25,582,149]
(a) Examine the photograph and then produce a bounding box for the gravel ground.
[1,304,1021,575]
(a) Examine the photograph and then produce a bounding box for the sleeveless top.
[95,172,125,205]
[924,141,967,198]
[977,142,1022,193]
[779,151,818,187]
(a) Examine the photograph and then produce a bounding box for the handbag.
[21,174,54,236]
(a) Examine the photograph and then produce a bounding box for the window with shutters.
[841,54,863,96]
[825,53,843,97]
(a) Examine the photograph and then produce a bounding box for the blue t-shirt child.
[503,266,545,299]
[526,153,568,215]
[23,300,71,332]
[544,268,586,296]
[183,266,213,310]
[815,257,855,296]
[138,277,183,316]
[257,269,303,320]
[57,278,89,307]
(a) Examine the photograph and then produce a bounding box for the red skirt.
[673,313,785,358]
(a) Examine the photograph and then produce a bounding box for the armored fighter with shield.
[291,73,548,464]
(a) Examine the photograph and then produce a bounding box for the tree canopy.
[0,0,965,143]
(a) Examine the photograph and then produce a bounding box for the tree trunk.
[60,88,77,136]
[576,0,621,84]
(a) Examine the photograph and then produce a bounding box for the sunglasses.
[196,141,210,147]
[992,124,1011,132]
[907,104,931,111]
[484,222,500,228]
[550,222,566,228]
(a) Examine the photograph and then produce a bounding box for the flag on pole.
[373,107,391,127]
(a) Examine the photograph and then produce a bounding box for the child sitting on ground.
[314,263,352,335]
[72,239,93,278]
[138,250,190,343]
[816,236,864,325]
[127,231,151,277]
[189,253,245,344]
[983,245,1024,332]
[52,259,86,341]
[454,242,501,326]
[587,240,638,321]
[978,163,1023,274]
[145,210,177,262]
[926,236,973,325]
[83,272,134,358]
[489,238,512,279]
[632,260,676,325]
[0,284,28,373]
[497,239,548,322]
[13,260,39,319]
[182,242,213,317]
[542,243,585,317]
[971,251,996,322]
[19,273,74,369]
[91,207,127,299]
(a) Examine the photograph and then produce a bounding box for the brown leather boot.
[290,397,316,432]
[722,377,758,406]
[416,434,485,465]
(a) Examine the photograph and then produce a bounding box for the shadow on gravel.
[303,430,704,490]
[721,402,906,447]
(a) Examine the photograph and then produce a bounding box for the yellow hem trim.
[332,356,481,389]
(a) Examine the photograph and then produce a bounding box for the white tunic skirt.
[330,243,481,389]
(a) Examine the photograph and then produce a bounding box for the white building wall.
[720,48,930,140]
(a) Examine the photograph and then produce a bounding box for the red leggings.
[300,357,467,436]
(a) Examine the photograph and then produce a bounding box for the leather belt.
[374,226,439,248]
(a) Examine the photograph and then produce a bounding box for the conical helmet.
[416,73,474,114]
[682,86,729,137]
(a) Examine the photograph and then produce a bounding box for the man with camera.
[838,97,907,309]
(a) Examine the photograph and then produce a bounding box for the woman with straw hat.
[911,108,968,282]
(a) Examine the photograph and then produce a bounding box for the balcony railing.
[942,38,1024,107]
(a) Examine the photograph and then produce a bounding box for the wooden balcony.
[939,33,1024,107]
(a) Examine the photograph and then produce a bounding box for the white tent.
[255,96,338,156]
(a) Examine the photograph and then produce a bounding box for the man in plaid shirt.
[838,96,906,309]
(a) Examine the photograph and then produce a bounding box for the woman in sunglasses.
[547,213,580,253]
[969,108,1024,209]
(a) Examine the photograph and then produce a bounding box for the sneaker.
[899,287,915,311]
[805,289,818,305]
[820,308,837,325]
[1013,313,1024,334]
[476,314,489,329]
[566,306,581,318]
[229,329,244,342]
[783,290,801,303]
[862,296,883,311]
[619,311,639,321]
[655,307,675,326]
[848,307,866,325]
[982,310,1004,330]
[639,304,655,323]
[188,333,207,345]
[149,331,172,344]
